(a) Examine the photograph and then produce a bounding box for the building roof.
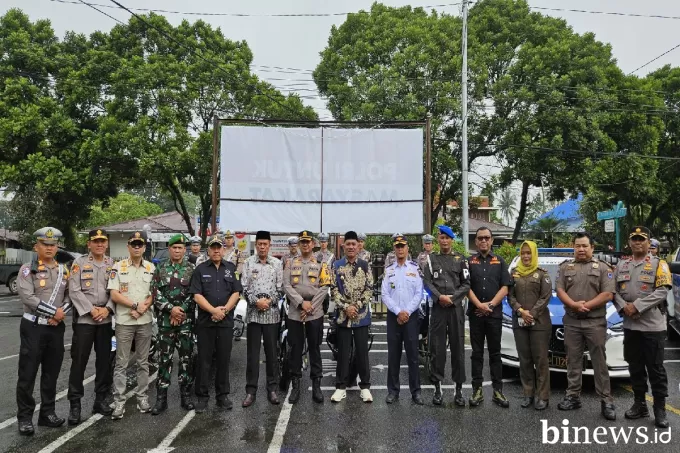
[468,218,515,236]
[86,211,195,233]
[0,229,20,242]
[532,194,584,233]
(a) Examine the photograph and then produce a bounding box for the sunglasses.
[129,242,145,249]
[476,236,492,242]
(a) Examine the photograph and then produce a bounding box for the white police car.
[668,248,680,337]
[500,249,628,377]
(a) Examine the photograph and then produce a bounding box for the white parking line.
[665,360,680,363]
[0,373,95,431]
[321,348,471,353]
[37,372,158,453]
[310,379,518,391]
[0,343,72,362]
[147,410,195,453]
[267,387,293,453]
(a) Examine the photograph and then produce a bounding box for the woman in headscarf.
[509,241,552,410]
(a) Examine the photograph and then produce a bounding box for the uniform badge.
[120,282,129,293]
[71,264,80,275]
[567,264,575,269]
[88,255,93,261]
[390,282,395,289]
[607,273,613,279]
[433,272,439,278]
[84,265,92,270]
[621,283,626,290]
[592,263,599,269]
[109,269,117,280]
[644,264,652,271]
[545,277,551,284]
[22,267,30,278]
[85,281,92,287]
[533,273,539,279]
[39,279,46,287]
[641,284,649,291]
[310,277,316,283]
[224,269,232,278]
[293,277,299,283]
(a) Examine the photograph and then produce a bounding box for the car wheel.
[8,275,18,295]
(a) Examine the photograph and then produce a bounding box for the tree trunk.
[199,194,211,243]
[164,177,195,237]
[512,180,530,244]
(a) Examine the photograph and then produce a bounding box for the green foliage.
[86,193,163,228]
[494,241,518,264]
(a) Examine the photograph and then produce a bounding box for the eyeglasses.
[395,244,407,248]
[129,243,145,249]
[476,236,491,242]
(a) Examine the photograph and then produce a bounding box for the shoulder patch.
[22,266,30,278]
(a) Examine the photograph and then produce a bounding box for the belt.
[23,313,49,325]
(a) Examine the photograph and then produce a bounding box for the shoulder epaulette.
[559,258,574,266]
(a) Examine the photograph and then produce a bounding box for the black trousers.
[335,326,370,390]
[469,315,503,390]
[387,312,420,396]
[195,325,233,400]
[16,318,65,421]
[287,317,323,380]
[68,323,113,402]
[623,329,668,400]
[430,303,466,384]
[246,323,280,394]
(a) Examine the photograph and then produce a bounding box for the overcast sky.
[4,0,680,219]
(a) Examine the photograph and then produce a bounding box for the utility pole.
[461,0,469,252]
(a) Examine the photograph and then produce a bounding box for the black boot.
[454,383,465,407]
[312,378,324,403]
[432,382,443,406]
[68,400,81,426]
[625,399,650,419]
[151,388,168,416]
[180,386,195,411]
[654,399,669,428]
[289,378,301,404]
[93,394,113,416]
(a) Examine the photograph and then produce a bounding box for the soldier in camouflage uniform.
[151,234,196,415]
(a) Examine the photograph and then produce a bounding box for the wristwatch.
[487,302,494,309]
[132,302,138,311]
[107,307,114,315]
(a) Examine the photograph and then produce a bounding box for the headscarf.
[515,240,539,277]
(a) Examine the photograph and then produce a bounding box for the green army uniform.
[151,234,196,414]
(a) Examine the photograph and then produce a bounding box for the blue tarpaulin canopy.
[531,193,584,233]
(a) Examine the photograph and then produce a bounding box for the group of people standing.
[13,223,671,435]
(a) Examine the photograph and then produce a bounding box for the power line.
[529,6,680,21]
[629,42,680,74]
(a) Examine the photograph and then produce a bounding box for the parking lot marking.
[0,374,96,431]
[36,372,158,453]
[147,410,195,453]
[621,385,680,416]
[0,343,71,362]
[267,387,293,453]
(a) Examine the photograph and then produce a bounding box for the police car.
[668,248,680,337]
[500,248,628,377]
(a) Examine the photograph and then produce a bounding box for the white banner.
[219,126,424,233]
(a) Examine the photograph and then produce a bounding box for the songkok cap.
[256,231,271,241]
[422,234,434,243]
[344,231,358,241]
[318,232,329,241]
[629,226,650,240]
[89,229,108,241]
[34,227,62,245]
[168,234,187,247]
[437,225,456,239]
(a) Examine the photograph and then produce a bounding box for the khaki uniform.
[315,249,334,267]
[509,268,552,400]
[556,258,615,402]
[69,254,114,325]
[281,251,299,269]
[223,247,244,276]
[107,259,155,325]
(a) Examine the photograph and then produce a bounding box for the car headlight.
[502,312,513,328]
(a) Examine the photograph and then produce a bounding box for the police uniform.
[188,236,207,266]
[467,250,511,407]
[315,232,335,267]
[16,227,71,435]
[509,265,552,407]
[416,234,434,271]
[381,235,423,404]
[189,234,243,411]
[556,248,616,419]
[108,231,156,418]
[423,225,470,406]
[283,230,331,404]
[240,230,284,406]
[281,236,299,269]
[151,234,196,415]
[331,231,374,403]
[614,226,672,428]
[222,230,245,276]
[66,229,115,424]
[357,232,372,267]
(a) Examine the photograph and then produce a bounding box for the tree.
[531,215,567,248]
[86,193,163,228]
[496,189,516,225]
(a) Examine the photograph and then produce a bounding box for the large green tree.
[86,192,163,228]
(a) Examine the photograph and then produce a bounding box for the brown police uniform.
[556,258,615,403]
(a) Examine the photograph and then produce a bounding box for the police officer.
[315,232,335,267]
[188,236,207,266]
[649,238,660,257]
[384,233,412,269]
[189,234,242,412]
[222,230,244,276]
[241,230,284,407]
[16,227,71,435]
[331,231,374,404]
[108,231,156,420]
[357,232,371,263]
[423,225,470,406]
[614,226,672,428]
[282,236,299,268]
[67,229,115,425]
[381,234,424,405]
[556,232,616,420]
[283,230,330,404]
[467,227,511,408]
[151,234,196,415]
[416,234,434,272]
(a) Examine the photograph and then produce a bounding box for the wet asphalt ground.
[0,285,679,452]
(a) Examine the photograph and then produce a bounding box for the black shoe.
[432,382,443,406]
[534,399,548,411]
[601,402,616,421]
[268,391,280,405]
[216,396,233,410]
[68,400,81,426]
[469,387,483,407]
[194,399,208,413]
[412,393,424,406]
[93,400,113,416]
[289,379,301,404]
[454,388,466,407]
[625,400,650,419]
[386,393,398,404]
[521,397,534,408]
[557,396,582,411]
[242,394,256,408]
[180,386,195,411]
[492,390,510,408]
[654,405,669,429]
[18,419,34,436]
[37,413,65,428]
[151,388,168,416]
[312,378,324,404]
